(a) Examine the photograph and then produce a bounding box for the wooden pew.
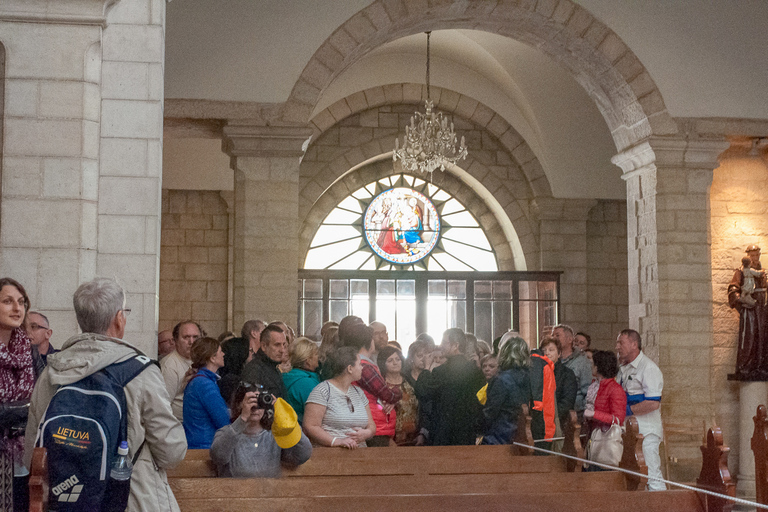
[697,427,735,512]
[752,404,768,505]
[30,414,737,512]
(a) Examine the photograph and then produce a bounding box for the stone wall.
[710,141,768,476]
[159,190,229,337]
[585,199,629,349]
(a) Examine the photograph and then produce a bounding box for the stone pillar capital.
[531,197,597,222]
[614,136,730,179]
[222,122,313,159]
[0,0,119,26]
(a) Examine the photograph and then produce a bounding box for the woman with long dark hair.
[0,277,34,511]
[378,346,419,446]
[183,337,230,449]
[211,381,311,477]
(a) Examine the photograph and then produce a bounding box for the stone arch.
[299,98,543,270]
[282,0,675,152]
[299,158,524,271]
[307,84,551,199]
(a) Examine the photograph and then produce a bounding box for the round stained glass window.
[363,187,440,264]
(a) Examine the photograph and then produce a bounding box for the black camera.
[257,392,275,409]
[241,382,275,410]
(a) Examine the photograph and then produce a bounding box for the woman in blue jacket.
[183,337,231,448]
[282,337,320,423]
[481,334,532,445]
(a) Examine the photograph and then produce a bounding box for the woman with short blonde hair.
[283,337,321,423]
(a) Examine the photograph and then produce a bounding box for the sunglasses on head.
[240,382,264,392]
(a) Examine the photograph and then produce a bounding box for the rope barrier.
[511,441,768,510]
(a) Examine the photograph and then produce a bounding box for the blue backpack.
[36,352,155,511]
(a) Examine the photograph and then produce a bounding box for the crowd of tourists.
[0,275,665,512]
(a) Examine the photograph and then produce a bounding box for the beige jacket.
[24,333,187,512]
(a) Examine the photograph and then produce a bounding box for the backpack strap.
[101,354,156,452]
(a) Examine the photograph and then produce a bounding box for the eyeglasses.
[28,323,50,331]
[122,308,131,318]
[345,395,355,413]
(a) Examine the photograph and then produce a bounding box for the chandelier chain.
[392,31,468,175]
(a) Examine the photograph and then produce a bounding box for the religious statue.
[728,244,768,378]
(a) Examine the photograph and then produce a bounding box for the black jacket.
[554,360,578,421]
[415,354,485,446]
[240,349,286,399]
[218,337,249,404]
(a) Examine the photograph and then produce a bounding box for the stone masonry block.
[101,138,148,177]
[5,118,82,157]
[102,61,149,100]
[98,177,159,216]
[103,25,164,63]
[39,81,83,118]
[43,158,82,199]
[101,99,162,139]
[98,215,146,254]
[3,157,41,197]
[1,198,82,248]
[4,79,38,117]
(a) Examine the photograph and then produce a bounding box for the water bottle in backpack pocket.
[36,354,153,511]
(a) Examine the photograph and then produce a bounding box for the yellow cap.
[271,398,302,449]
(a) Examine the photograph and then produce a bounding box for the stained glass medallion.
[304,173,497,271]
[363,188,440,264]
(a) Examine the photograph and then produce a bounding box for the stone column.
[222,123,312,329]
[0,2,107,335]
[532,197,597,327]
[97,0,166,354]
[612,136,729,477]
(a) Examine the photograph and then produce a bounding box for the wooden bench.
[752,404,768,505]
[30,415,736,512]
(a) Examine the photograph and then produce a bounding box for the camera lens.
[257,393,275,408]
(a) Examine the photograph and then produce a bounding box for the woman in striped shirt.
[303,347,375,448]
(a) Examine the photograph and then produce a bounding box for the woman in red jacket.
[584,350,626,470]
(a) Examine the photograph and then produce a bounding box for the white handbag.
[586,417,623,467]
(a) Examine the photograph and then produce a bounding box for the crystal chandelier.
[393,32,468,175]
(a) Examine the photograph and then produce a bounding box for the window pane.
[427,297,448,340]
[450,300,467,332]
[330,251,370,270]
[475,280,492,299]
[303,279,322,299]
[351,279,368,296]
[493,281,513,300]
[448,280,466,299]
[519,281,536,301]
[493,301,513,339]
[330,279,348,299]
[376,299,396,334]
[474,301,492,344]
[310,225,359,247]
[432,252,473,271]
[441,240,497,271]
[338,196,362,213]
[396,298,416,346]
[302,300,322,341]
[441,211,478,227]
[441,227,492,250]
[304,239,361,269]
[397,279,415,297]
[324,208,361,224]
[329,300,349,323]
[377,280,395,296]
[539,281,557,301]
[428,279,446,297]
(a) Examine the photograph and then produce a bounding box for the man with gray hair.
[551,324,592,420]
[24,278,187,512]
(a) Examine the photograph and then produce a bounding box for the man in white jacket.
[25,278,187,512]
